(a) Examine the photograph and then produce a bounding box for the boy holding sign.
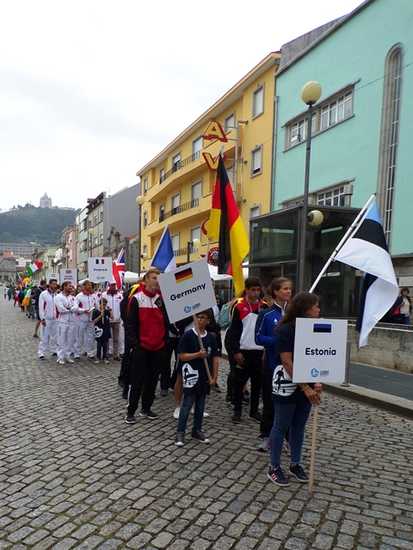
[175,310,219,447]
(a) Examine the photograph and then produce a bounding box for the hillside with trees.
[0,204,77,245]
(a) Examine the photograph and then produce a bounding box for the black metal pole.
[187,241,191,263]
[297,104,314,292]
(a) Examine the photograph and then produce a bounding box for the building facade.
[76,207,89,279]
[86,193,105,258]
[137,52,280,271]
[271,0,413,281]
[61,225,77,269]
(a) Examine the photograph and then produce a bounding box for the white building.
[39,193,52,208]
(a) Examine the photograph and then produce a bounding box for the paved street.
[1,299,413,550]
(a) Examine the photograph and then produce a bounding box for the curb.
[325,383,413,419]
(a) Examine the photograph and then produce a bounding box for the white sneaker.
[203,411,209,417]
[94,360,100,365]
[56,359,65,365]
[66,358,75,364]
[173,407,180,419]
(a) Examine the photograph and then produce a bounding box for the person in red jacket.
[124,268,168,423]
[225,277,267,423]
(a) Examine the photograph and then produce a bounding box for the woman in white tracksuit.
[73,280,97,359]
[38,279,59,359]
[55,282,76,365]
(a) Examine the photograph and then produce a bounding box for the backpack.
[219,300,240,329]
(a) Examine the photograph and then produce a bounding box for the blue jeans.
[177,390,206,434]
[270,390,312,467]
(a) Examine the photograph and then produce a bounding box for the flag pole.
[309,194,376,293]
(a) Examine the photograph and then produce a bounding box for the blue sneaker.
[267,465,290,486]
[289,464,309,483]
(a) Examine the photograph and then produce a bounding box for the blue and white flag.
[151,226,176,272]
[335,201,398,347]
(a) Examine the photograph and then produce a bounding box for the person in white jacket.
[73,280,97,359]
[102,282,123,360]
[55,282,76,365]
[38,279,59,359]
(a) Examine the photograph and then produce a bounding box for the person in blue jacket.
[255,277,292,452]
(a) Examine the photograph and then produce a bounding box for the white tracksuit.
[55,293,76,361]
[73,292,97,357]
[102,291,124,356]
[38,290,58,357]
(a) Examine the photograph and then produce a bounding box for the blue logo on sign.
[311,368,320,378]
[184,305,192,313]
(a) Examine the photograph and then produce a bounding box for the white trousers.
[57,322,75,361]
[74,319,95,357]
[38,319,58,357]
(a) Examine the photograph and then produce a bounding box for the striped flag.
[208,156,249,297]
[335,201,398,347]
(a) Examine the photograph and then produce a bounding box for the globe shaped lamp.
[301,81,322,106]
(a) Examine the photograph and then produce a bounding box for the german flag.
[208,156,249,296]
[175,267,193,284]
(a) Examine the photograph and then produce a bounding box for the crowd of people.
[6,269,411,487]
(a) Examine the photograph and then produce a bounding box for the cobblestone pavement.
[1,299,413,550]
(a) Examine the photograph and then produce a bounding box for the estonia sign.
[292,318,348,384]
[159,260,216,323]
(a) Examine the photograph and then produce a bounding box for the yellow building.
[137,52,280,271]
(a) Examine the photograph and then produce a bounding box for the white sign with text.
[159,260,216,323]
[59,268,78,285]
[88,257,113,283]
[293,318,348,384]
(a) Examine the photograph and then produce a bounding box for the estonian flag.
[151,226,176,272]
[335,201,398,347]
[207,156,249,296]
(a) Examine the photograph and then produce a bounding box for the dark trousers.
[177,390,206,434]
[260,365,274,437]
[97,339,108,360]
[161,338,178,390]
[226,362,236,403]
[233,350,263,416]
[119,335,131,387]
[127,348,166,416]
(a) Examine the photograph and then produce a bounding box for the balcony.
[159,199,199,222]
[160,152,201,185]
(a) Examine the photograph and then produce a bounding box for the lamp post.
[187,238,200,263]
[136,194,145,275]
[297,81,322,292]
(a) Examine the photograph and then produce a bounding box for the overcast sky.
[0,0,362,212]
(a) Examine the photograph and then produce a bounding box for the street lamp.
[187,238,200,263]
[136,194,145,275]
[297,81,322,292]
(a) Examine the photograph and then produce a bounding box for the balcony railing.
[159,151,201,184]
[173,246,198,258]
[159,198,199,222]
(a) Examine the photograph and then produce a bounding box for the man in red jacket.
[124,268,168,423]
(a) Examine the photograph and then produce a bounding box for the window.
[191,181,202,204]
[226,164,235,190]
[192,137,202,160]
[100,234,103,244]
[159,204,165,222]
[94,236,98,246]
[100,209,104,222]
[251,146,263,176]
[159,168,165,184]
[250,206,261,219]
[143,177,149,193]
[224,113,235,131]
[171,234,180,252]
[142,244,148,257]
[171,193,180,214]
[190,226,201,243]
[94,214,98,225]
[378,44,403,243]
[317,185,349,207]
[143,211,148,227]
[286,87,354,148]
[172,153,181,172]
[252,86,264,118]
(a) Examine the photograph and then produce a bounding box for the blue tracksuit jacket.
[254,303,285,372]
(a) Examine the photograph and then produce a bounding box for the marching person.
[32,279,47,338]
[175,310,219,446]
[255,277,292,452]
[102,282,122,360]
[73,280,97,360]
[225,277,267,423]
[124,268,168,423]
[38,279,59,360]
[55,281,76,365]
[267,292,323,486]
[92,297,112,364]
